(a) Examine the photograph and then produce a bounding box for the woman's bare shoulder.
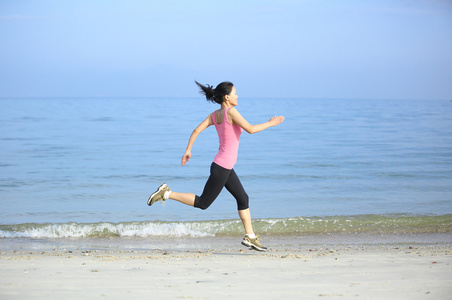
[228,107,245,125]
[228,107,240,115]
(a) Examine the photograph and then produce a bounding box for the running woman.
[147,81,284,251]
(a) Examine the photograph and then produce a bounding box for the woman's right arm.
[229,108,284,134]
[181,114,213,166]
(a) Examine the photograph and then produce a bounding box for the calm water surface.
[1,98,451,229]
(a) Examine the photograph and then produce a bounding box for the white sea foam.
[0,222,219,238]
[1,215,450,239]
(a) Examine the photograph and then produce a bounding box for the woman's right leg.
[169,192,195,206]
[168,163,230,209]
[193,163,230,209]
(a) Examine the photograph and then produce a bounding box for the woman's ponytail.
[195,81,234,104]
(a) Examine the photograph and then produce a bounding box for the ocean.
[1,97,451,239]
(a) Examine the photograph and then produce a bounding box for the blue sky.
[1,0,451,99]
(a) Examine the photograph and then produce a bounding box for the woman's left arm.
[181,114,213,166]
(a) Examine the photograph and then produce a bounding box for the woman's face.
[226,86,238,106]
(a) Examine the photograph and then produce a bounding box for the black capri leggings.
[194,162,249,211]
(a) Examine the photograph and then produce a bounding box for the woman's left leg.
[224,169,254,235]
[225,169,267,251]
[238,208,254,235]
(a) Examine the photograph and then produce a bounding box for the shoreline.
[1,234,451,299]
[2,232,452,251]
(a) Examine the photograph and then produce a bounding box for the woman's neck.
[221,102,235,109]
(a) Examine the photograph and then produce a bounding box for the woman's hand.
[181,151,191,166]
[269,115,285,126]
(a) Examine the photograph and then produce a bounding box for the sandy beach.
[1,235,451,299]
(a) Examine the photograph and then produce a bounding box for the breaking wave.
[1,214,451,239]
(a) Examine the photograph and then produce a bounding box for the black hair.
[195,81,234,104]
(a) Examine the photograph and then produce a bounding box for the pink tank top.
[212,108,243,169]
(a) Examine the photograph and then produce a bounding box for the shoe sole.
[241,240,267,252]
[147,183,167,206]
